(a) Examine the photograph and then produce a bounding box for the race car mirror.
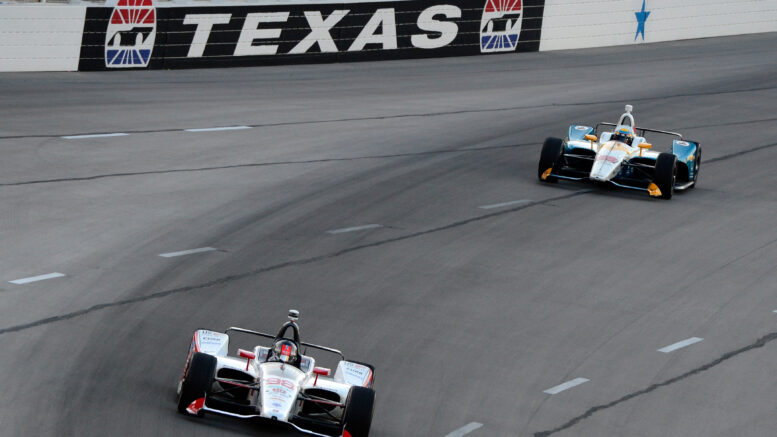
[238,349,256,371]
[313,367,331,376]
[584,134,598,142]
[313,367,331,386]
[639,143,652,156]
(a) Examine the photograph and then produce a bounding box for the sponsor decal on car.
[105,0,156,68]
[480,0,523,53]
[194,330,228,355]
[338,361,373,387]
[596,154,619,163]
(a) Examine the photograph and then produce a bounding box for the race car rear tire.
[177,352,216,415]
[654,153,677,199]
[538,137,563,183]
[690,145,701,188]
[342,386,375,437]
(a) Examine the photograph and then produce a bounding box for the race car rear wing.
[596,122,684,139]
[226,326,345,360]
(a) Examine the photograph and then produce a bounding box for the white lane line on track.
[184,126,251,133]
[444,422,483,437]
[159,247,217,258]
[9,272,66,285]
[658,337,704,353]
[326,224,383,234]
[61,133,129,139]
[543,378,590,395]
[478,199,532,210]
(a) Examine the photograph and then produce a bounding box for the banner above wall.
[78,0,546,70]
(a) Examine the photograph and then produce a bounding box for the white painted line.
[444,422,483,437]
[61,133,129,139]
[543,378,590,395]
[773,310,777,313]
[159,247,217,258]
[658,337,704,353]
[184,126,251,133]
[326,224,383,234]
[9,272,66,285]
[478,199,532,210]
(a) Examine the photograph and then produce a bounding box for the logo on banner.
[480,0,523,53]
[634,0,650,41]
[105,0,156,68]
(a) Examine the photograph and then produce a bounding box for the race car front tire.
[538,137,564,183]
[342,386,375,437]
[177,352,216,415]
[654,153,677,199]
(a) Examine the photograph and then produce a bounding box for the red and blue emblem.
[480,0,523,53]
[104,0,156,68]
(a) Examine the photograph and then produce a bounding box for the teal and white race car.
[538,105,701,199]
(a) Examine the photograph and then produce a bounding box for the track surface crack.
[534,331,777,436]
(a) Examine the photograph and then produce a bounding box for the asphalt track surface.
[2,33,777,437]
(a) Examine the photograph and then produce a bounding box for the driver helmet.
[272,339,298,364]
[612,127,634,144]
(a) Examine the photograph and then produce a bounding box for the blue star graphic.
[635,0,650,41]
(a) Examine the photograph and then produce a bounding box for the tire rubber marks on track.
[9,84,775,141]
[0,190,590,335]
[326,224,383,234]
[158,247,217,258]
[0,143,534,187]
[9,272,66,285]
[543,378,590,395]
[657,337,703,353]
[444,422,483,437]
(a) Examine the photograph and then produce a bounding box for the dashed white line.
[444,422,483,437]
[9,272,66,285]
[326,224,383,234]
[61,133,129,139]
[543,377,590,395]
[477,199,532,210]
[184,126,251,133]
[159,247,217,258]
[658,337,704,353]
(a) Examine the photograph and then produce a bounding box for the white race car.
[177,310,375,437]
[538,105,701,199]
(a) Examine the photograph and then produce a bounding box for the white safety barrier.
[0,5,86,72]
[540,0,777,51]
[1,0,776,71]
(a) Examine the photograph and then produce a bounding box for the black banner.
[79,0,544,71]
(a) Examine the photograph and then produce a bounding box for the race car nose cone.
[590,160,619,182]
